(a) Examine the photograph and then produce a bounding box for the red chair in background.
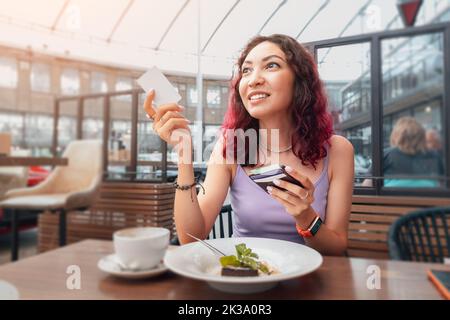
[27,166,49,187]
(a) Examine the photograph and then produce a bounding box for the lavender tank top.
[230,153,329,244]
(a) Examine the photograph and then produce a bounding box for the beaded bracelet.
[173,179,205,202]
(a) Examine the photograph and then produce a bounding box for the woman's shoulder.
[383,147,400,157]
[328,135,354,156]
[327,135,354,179]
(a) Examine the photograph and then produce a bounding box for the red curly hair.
[221,34,333,169]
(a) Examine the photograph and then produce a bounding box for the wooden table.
[0,240,447,300]
[0,157,68,166]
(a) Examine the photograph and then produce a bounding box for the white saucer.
[97,254,168,279]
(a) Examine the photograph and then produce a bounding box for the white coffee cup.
[113,227,170,270]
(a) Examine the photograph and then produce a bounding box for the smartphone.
[249,164,305,193]
[427,269,450,300]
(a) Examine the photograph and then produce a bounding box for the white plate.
[97,254,168,280]
[164,237,323,294]
[0,280,20,300]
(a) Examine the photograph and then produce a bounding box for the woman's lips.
[248,95,270,105]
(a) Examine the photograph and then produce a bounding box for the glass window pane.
[115,77,132,91]
[57,101,78,154]
[206,86,221,108]
[23,114,53,156]
[108,97,132,177]
[187,84,198,106]
[137,93,166,180]
[31,63,51,92]
[115,76,132,101]
[83,97,104,139]
[381,32,446,188]
[60,68,80,95]
[91,71,108,93]
[317,42,372,186]
[0,112,24,148]
[0,57,18,88]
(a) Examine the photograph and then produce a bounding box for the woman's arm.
[304,135,354,255]
[268,135,354,256]
[143,92,231,244]
[174,137,232,244]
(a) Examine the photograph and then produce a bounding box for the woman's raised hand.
[143,90,192,149]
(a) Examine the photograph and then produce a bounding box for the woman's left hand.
[267,166,316,227]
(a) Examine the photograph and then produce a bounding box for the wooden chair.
[38,181,176,253]
[0,140,102,261]
[347,195,450,259]
[388,206,450,263]
[209,204,233,239]
[170,204,233,245]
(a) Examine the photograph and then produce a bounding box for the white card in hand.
[136,66,181,107]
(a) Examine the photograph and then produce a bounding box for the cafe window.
[83,97,104,139]
[178,83,186,92]
[381,33,445,189]
[23,113,53,156]
[317,42,372,187]
[221,86,228,95]
[0,112,24,147]
[187,84,198,106]
[60,68,80,95]
[0,57,18,88]
[31,63,51,92]
[91,71,108,93]
[315,18,450,196]
[206,86,221,108]
[115,76,132,101]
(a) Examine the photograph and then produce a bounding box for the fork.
[186,232,226,257]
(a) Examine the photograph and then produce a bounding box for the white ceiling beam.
[155,0,191,50]
[319,0,373,64]
[257,0,288,35]
[201,0,241,53]
[107,0,135,42]
[51,0,71,31]
[295,0,330,40]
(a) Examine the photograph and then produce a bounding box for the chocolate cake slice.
[221,266,258,277]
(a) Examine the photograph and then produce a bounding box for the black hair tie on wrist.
[173,179,205,202]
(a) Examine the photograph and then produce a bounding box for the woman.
[144,34,354,256]
[383,117,443,187]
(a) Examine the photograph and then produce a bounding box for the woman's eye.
[266,62,280,69]
[241,67,251,75]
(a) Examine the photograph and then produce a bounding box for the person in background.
[362,117,443,188]
[383,117,443,187]
[426,128,445,181]
[426,128,443,154]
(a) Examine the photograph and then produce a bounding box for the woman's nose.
[248,70,265,87]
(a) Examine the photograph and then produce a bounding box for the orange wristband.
[296,215,322,238]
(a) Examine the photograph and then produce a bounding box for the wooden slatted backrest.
[348,195,450,259]
[38,182,176,252]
